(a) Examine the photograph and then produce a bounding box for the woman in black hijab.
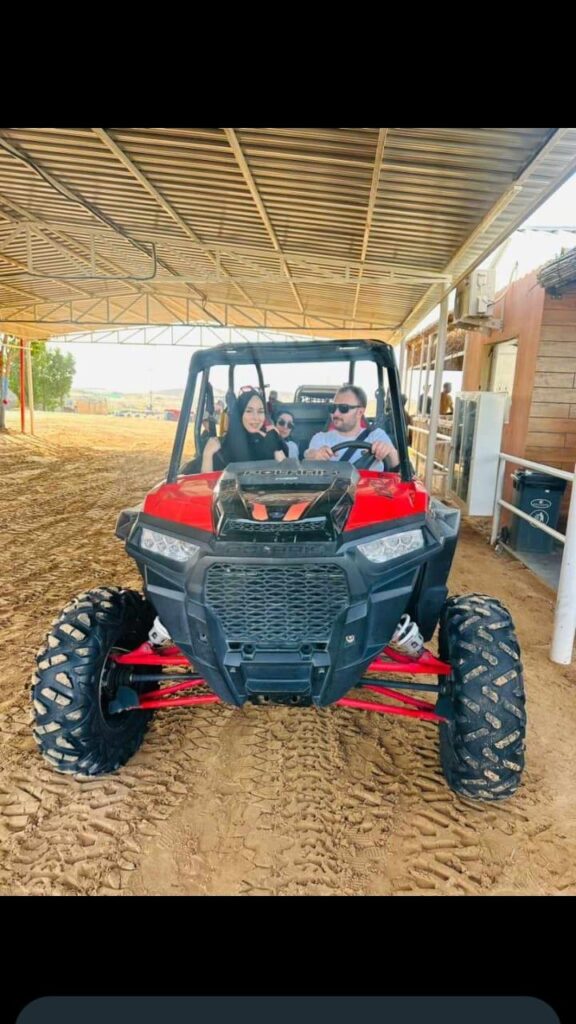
[201,389,288,472]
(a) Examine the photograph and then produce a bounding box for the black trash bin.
[509,470,567,553]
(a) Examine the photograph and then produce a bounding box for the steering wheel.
[330,440,378,469]
[329,441,400,473]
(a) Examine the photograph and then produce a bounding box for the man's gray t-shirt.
[307,427,394,472]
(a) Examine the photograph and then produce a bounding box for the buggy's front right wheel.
[436,593,526,801]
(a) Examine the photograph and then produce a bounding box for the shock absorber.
[389,614,424,658]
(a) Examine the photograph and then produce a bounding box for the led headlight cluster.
[358,529,424,564]
[140,527,199,563]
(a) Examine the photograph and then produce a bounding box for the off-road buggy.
[32,340,526,800]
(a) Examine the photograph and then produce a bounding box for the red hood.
[143,470,428,534]
[344,471,428,530]
[144,474,220,532]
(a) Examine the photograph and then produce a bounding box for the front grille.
[204,562,349,646]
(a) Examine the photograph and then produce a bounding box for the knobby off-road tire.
[437,593,526,801]
[32,587,157,776]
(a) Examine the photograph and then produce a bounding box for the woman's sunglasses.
[277,418,294,430]
[328,403,362,415]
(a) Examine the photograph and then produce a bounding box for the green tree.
[9,343,75,411]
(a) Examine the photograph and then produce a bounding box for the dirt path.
[1,413,575,896]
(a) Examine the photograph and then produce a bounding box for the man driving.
[304,385,399,471]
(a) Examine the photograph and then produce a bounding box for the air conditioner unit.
[453,268,495,325]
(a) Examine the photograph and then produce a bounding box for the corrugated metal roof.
[1,127,576,341]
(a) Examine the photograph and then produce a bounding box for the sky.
[60,343,200,395]
[48,170,576,394]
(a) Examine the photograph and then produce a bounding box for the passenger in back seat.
[271,408,299,459]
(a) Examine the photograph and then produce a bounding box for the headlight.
[358,529,425,564]
[140,527,200,563]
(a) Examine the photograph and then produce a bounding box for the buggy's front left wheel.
[32,587,157,776]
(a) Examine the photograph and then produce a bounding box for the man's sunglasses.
[277,418,294,430]
[329,403,362,415]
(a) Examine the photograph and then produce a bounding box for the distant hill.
[70,387,187,412]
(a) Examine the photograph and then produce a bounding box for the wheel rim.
[97,645,138,729]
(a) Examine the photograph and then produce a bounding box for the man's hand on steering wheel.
[371,439,398,464]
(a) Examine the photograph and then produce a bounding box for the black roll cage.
[168,339,413,484]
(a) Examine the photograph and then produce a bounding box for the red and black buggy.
[32,340,526,800]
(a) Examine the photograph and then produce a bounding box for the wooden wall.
[526,288,576,473]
